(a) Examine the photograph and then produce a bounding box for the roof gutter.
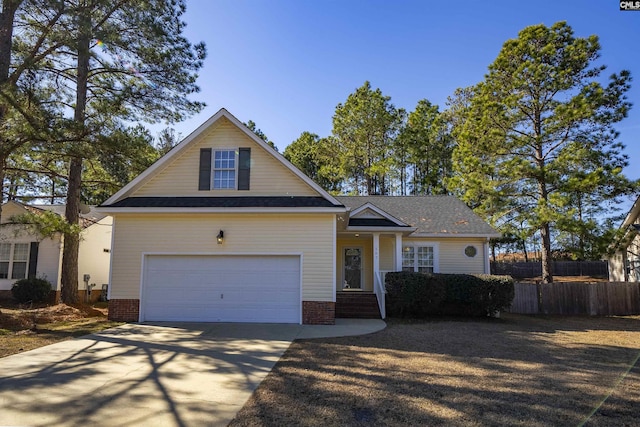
[95,206,348,214]
[409,232,502,239]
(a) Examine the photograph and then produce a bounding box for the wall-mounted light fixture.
[217,230,224,244]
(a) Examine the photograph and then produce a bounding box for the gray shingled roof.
[336,195,499,236]
[32,204,108,226]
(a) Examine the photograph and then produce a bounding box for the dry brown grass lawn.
[0,302,121,358]
[230,314,640,427]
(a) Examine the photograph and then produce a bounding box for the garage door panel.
[142,255,300,323]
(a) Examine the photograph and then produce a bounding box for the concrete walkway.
[0,319,385,427]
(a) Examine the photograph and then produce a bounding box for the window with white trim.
[213,150,236,189]
[0,243,29,280]
[402,245,435,273]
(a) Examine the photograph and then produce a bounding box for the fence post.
[536,283,543,314]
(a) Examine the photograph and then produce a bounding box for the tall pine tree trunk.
[61,157,82,303]
[0,0,19,81]
[538,174,553,283]
[0,0,21,222]
[61,4,90,304]
[539,223,553,283]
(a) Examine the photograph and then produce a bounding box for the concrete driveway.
[0,320,385,427]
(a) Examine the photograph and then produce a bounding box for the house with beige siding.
[609,196,640,282]
[0,201,112,302]
[98,108,499,324]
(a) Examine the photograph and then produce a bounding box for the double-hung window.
[0,243,29,280]
[213,150,236,189]
[402,244,437,273]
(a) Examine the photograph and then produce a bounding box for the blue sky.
[169,0,640,182]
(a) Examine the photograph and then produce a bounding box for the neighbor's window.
[213,150,236,189]
[0,243,10,279]
[12,243,29,279]
[0,243,29,280]
[403,245,435,273]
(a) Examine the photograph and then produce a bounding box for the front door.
[343,247,362,289]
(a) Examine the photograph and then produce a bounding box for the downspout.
[484,238,491,274]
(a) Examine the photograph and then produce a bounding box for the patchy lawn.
[0,302,122,358]
[230,314,640,427]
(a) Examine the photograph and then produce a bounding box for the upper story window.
[199,147,251,191]
[213,150,236,189]
[0,243,29,280]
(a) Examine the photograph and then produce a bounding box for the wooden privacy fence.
[509,282,640,315]
[491,261,609,278]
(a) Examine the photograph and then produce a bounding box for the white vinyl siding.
[77,216,113,290]
[379,236,395,270]
[133,118,318,197]
[110,213,334,301]
[439,239,486,274]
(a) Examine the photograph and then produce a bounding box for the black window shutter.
[238,148,251,190]
[28,242,39,279]
[199,148,212,190]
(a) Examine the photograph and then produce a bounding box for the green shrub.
[385,271,446,317]
[11,278,52,303]
[385,272,514,318]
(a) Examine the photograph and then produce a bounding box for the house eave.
[408,232,502,239]
[95,206,347,214]
[341,226,416,233]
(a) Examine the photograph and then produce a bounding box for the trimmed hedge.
[11,278,52,303]
[385,272,514,318]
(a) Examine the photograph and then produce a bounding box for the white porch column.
[373,233,380,277]
[484,239,491,274]
[395,233,403,271]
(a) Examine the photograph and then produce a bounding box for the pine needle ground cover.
[0,303,121,357]
[231,315,640,426]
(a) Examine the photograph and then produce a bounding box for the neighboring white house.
[0,201,112,301]
[609,195,640,282]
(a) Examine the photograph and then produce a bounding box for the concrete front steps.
[336,292,381,319]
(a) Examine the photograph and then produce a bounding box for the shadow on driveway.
[0,323,302,427]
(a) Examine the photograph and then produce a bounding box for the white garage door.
[142,255,301,323]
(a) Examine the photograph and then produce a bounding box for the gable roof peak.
[102,108,342,207]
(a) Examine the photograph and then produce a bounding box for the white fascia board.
[95,206,347,214]
[409,232,502,239]
[620,195,640,229]
[342,226,416,233]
